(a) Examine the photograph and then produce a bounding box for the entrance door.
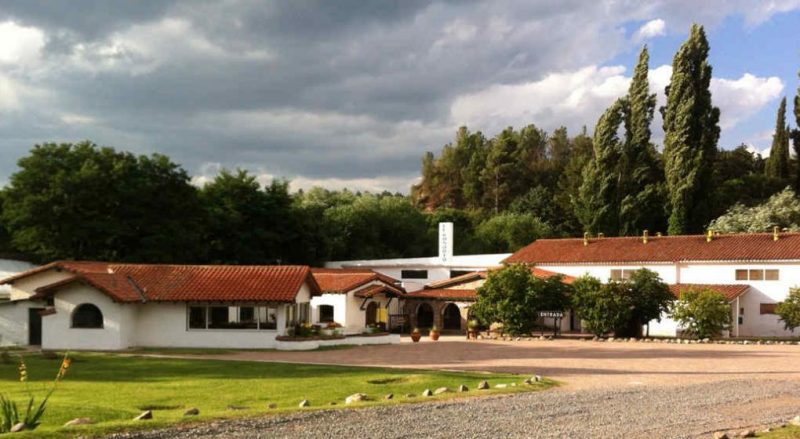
[365,302,378,326]
[442,303,461,330]
[28,308,43,345]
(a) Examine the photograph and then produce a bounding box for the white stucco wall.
[8,269,74,301]
[0,259,36,298]
[42,284,137,351]
[310,293,347,327]
[0,300,42,346]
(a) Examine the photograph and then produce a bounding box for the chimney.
[643,229,649,244]
[706,229,713,242]
[438,222,454,263]
[583,232,589,246]
[773,226,779,241]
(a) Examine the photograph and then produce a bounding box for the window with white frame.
[187,305,277,330]
[609,269,636,281]
[735,269,779,281]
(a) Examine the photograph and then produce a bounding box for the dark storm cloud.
[0,1,793,191]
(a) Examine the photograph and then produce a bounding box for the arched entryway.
[416,303,434,328]
[365,302,378,326]
[442,303,461,330]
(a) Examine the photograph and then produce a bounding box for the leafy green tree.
[794,72,800,193]
[474,213,551,253]
[556,126,593,236]
[570,276,631,337]
[624,269,674,337]
[662,24,720,235]
[619,46,666,236]
[670,288,731,339]
[200,169,294,264]
[776,288,800,332]
[472,264,570,335]
[765,97,791,180]
[575,100,625,235]
[708,187,800,232]
[1,142,202,262]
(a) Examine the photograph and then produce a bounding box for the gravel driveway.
[111,379,800,439]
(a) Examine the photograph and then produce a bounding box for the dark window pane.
[765,270,779,281]
[188,306,206,329]
[319,305,334,322]
[401,270,428,279]
[258,307,277,330]
[749,269,763,281]
[72,304,103,328]
[735,270,748,281]
[760,303,777,314]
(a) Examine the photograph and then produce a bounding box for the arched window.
[319,305,334,323]
[72,304,104,328]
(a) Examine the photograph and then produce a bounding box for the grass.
[760,425,800,438]
[0,353,552,438]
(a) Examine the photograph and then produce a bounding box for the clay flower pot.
[411,329,421,342]
[429,326,440,341]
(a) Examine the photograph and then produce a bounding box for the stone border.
[476,334,800,345]
[275,333,401,351]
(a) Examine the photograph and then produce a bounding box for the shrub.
[776,287,800,332]
[571,276,630,337]
[472,264,570,335]
[671,289,731,339]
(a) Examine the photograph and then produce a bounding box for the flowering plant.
[0,352,71,432]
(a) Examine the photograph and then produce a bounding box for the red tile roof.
[425,271,487,289]
[4,261,318,303]
[505,233,800,264]
[531,268,576,284]
[668,284,750,302]
[353,283,405,298]
[311,268,403,294]
[405,289,478,301]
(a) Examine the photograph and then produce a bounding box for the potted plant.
[429,325,440,341]
[410,327,421,342]
[320,322,335,337]
[467,319,479,340]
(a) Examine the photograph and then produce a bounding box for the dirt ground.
[188,336,800,390]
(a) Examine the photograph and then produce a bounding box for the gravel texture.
[109,379,800,439]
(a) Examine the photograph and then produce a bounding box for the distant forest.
[0,24,798,266]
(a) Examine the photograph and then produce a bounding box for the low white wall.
[276,333,400,351]
[42,285,137,351]
[134,302,282,349]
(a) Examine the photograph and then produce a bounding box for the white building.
[505,231,800,337]
[0,258,36,299]
[0,261,400,350]
[327,223,510,292]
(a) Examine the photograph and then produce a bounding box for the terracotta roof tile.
[311,268,402,294]
[405,289,477,301]
[353,283,405,298]
[8,261,317,303]
[505,233,800,264]
[425,271,487,289]
[668,284,750,302]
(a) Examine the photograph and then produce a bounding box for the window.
[450,270,475,278]
[72,304,103,328]
[401,270,428,279]
[188,306,206,329]
[760,303,777,315]
[736,269,779,281]
[188,305,277,330]
[319,305,334,323]
[609,269,635,281]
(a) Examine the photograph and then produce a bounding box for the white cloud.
[450,65,630,135]
[710,73,784,129]
[60,113,95,125]
[0,21,45,65]
[287,175,418,194]
[634,19,666,41]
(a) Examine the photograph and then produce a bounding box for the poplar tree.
[619,46,665,235]
[575,99,625,235]
[765,97,790,180]
[794,72,800,193]
[661,24,720,235]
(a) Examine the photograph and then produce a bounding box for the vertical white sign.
[439,222,454,263]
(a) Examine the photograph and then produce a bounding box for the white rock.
[345,393,368,404]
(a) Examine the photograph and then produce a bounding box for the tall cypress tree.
[661,24,720,235]
[618,46,665,235]
[794,72,800,193]
[574,99,625,235]
[765,97,790,180]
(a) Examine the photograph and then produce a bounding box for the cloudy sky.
[0,1,798,193]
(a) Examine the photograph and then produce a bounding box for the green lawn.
[0,353,552,438]
[760,425,800,438]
